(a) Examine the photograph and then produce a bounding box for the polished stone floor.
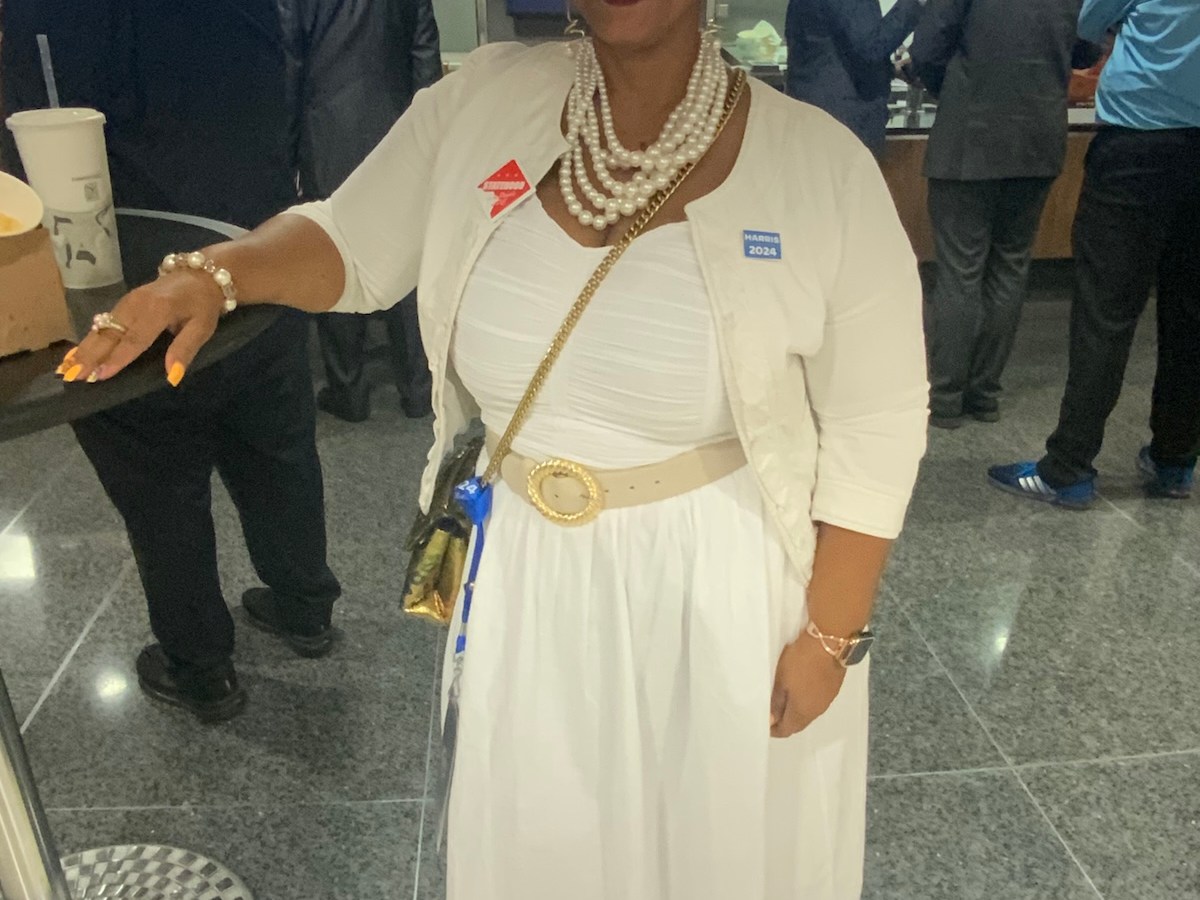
[1,296,1196,900]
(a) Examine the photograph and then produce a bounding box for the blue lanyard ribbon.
[437,477,491,855]
[452,475,493,659]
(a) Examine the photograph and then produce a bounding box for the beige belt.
[485,431,747,526]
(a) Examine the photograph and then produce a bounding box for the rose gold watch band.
[806,620,865,667]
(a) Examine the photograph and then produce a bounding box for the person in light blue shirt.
[989,0,1200,508]
[1079,0,1200,129]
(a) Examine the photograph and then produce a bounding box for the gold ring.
[527,458,604,527]
[91,312,128,336]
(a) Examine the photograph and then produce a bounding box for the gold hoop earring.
[565,2,587,39]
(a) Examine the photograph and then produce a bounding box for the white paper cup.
[6,107,124,288]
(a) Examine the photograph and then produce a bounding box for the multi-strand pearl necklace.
[559,33,729,231]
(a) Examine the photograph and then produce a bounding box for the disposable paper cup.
[6,107,123,288]
[0,171,45,237]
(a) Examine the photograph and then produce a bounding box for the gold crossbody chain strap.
[481,68,748,487]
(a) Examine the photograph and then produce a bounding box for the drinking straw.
[36,35,61,108]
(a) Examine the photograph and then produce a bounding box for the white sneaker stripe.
[1019,474,1053,496]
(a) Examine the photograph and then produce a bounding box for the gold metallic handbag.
[401,69,747,627]
[401,436,485,624]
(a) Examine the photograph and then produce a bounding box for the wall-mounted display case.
[716,0,788,68]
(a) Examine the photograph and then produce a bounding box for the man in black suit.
[1,0,345,722]
[302,0,441,422]
[911,0,1102,428]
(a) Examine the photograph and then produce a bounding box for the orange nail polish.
[57,348,77,374]
[63,364,83,382]
[86,372,99,384]
[167,362,186,387]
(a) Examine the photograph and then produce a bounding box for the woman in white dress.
[64,0,929,896]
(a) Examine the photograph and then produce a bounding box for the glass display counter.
[710,0,1100,260]
[713,0,1100,134]
[714,0,904,76]
[436,0,1097,261]
[717,0,787,68]
[885,86,1099,135]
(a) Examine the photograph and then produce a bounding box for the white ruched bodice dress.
[443,197,870,900]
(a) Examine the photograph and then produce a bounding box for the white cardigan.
[291,41,929,579]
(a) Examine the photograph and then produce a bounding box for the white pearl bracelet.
[158,251,238,314]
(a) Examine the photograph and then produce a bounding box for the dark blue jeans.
[1039,126,1200,487]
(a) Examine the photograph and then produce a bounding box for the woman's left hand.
[770,633,846,739]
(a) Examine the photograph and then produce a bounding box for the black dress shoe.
[242,588,334,659]
[401,395,433,419]
[317,387,370,423]
[966,397,1001,423]
[136,645,246,723]
[929,413,967,430]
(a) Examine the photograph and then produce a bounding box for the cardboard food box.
[0,226,74,358]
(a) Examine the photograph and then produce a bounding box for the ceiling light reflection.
[95,669,129,702]
[993,630,1009,656]
[0,533,36,583]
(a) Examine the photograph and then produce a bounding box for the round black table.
[0,210,275,899]
[0,211,280,443]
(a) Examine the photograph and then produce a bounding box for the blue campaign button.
[743,230,782,260]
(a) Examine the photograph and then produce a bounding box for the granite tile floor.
[1,295,1197,900]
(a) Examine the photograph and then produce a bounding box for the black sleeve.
[410,0,442,92]
[909,0,971,97]
[1071,38,1105,70]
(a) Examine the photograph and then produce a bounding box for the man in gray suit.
[911,0,1101,428]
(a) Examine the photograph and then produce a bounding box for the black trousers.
[316,292,430,416]
[1039,127,1200,486]
[72,313,341,668]
[926,177,1055,418]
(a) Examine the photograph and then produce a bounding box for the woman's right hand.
[60,215,350,384]
[59,268,226,387]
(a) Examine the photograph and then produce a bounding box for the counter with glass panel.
[877,82,1098,260]
[714,0,1098,260]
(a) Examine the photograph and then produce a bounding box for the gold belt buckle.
[526,458,605,526]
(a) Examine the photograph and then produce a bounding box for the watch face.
[844,632,875,666]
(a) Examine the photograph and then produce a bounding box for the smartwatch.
[805,620,875,668]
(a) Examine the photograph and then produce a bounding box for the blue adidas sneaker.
[987,461,1096,510]
[1137,447,1194,500]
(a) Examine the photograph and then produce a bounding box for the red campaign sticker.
[479,160,532,219]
